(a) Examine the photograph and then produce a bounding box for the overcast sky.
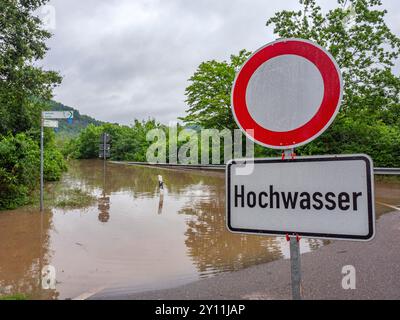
[41,0,400,125]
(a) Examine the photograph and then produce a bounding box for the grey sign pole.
[40,117,44,211]
[289,236,302,300]
[103,133,106,161]
[283,149,302,300]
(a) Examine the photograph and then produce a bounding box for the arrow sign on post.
[42,111,74,120]
[39,110,74,213]
[43,119,59,128]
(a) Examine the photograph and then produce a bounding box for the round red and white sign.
[231,38,343,150]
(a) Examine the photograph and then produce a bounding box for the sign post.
[290,236,301,300]
[227,38,375,300]
[40,111,73,211]
[40,120,44,211]
[99,133,111,160]
[227,156,375,298]
[284,149,302,301]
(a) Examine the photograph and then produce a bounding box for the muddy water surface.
[0,160,399,299]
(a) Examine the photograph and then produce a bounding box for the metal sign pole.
[283,149,302,300]
[40,117,44,211]
[103,133,106,161]
[289,236,302,300]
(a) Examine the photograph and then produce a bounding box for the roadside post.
[228,39,375,300]
[283,149,302,300]
[40,111,74,211]
[99,133,111,160]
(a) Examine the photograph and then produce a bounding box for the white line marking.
[377,201,400,211]
[71,286,106,300]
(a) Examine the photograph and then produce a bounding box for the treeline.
[63,120,163,161]
[0,1,66,210]
[63,117,400,168]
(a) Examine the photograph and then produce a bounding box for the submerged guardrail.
[112,161,400,176]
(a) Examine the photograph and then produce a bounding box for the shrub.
[0,134,40,209]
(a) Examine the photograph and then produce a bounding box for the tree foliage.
[0,0,62,135]
[180,50,251,130]
[0,0,65,209]
[266,0,400,125]
[0,133,39,209]
[64,120,164,162]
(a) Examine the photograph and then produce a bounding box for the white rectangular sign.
[226,155,375,241]
[43,119,59,128]
[42,111,74,119]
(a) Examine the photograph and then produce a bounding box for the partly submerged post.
[158,175,164,190]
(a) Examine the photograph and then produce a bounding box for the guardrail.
[112,161,400,175]
[374,168,400,176]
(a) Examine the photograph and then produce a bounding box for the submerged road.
[91,210,400,300]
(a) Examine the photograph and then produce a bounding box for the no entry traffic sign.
[231,38,343,149]
[227,155,375,241]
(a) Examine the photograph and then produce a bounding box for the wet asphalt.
[91,210,400,300]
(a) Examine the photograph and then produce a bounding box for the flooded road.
[0,160,399,299]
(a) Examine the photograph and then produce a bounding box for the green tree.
[0,0,62,135]
[65,120,164,162]
[0,0,65,210]
[266,0,400,125]
[180,50,251,131]
[267,0,400,165]
[0,133,40,209]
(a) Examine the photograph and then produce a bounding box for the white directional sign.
[43,119,59,128]
[231,38,343,150]
[227,155,375,241]
[42,111,74,120]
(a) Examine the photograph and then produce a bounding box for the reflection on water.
[0,160,399,299]
[0,209,57,299]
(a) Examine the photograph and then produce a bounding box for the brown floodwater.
[0,160,399,300]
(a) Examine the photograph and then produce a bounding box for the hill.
[49,101,104,137]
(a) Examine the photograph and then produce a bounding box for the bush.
[65,120,163,162]
[0,134,40,210]
[298,117,400,167]
[0,133,68,210]
[44,145,67,181]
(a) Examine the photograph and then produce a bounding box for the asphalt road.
[92,210,400,300]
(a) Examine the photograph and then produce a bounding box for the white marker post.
[40,111,73,211]
[229,39,347,300]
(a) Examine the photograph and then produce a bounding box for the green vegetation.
[0,0,66,210]
[54,187,96,209]
[0,294,27,300]
[64,120,165,161]
[0,134,39,209]
[179,50,251,131]
[267,0,400,165]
